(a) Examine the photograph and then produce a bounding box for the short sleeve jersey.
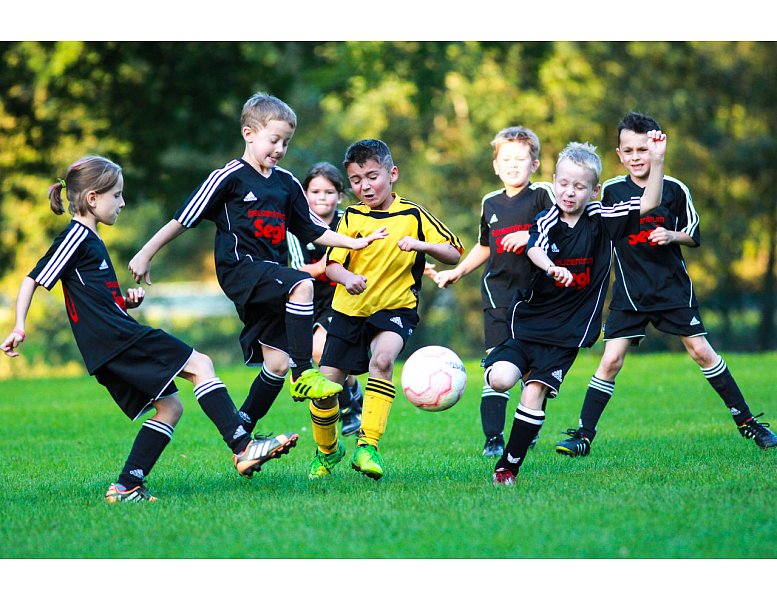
[287,208,344,308]
[29,220,153,373]
[174,159,328,271]
[603,175,700,311]
[326,193,464,318]
[478,182,555,309]
[512,199,641,348]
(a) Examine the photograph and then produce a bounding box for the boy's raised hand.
[646,129,667,160]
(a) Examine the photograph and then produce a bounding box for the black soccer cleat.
[555,428,591,457]
[482,434,505,458]
[738,413,777,449]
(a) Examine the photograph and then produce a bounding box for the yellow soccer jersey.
[327,193,463,317]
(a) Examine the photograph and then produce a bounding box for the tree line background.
[1,41,776,376]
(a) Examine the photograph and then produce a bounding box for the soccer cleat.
[340,405,362,437]
[351,444,385,480]
[105,483,158,503]
[308,440,346,479]
[492,467,516,486]
[290,368,343,402]
[482,434,505,458]
[738,413,777,449]
[554,428,591,457]
[233,432,299,478]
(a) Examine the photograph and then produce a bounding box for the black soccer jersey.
[603,175,700,311]
[287,209,343,311]
[511,199,641,348]
[478,183,555,309]
[174,159,329,302]
[29,220,153,374]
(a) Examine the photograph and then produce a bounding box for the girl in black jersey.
[1,156,298,502]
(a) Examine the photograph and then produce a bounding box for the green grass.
[1,352,776,561]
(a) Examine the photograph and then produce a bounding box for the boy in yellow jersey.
[307,139,464,480]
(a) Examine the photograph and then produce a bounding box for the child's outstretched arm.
[527,246,574,287]
[1,277,39,358]
[639,130,667,215]
[397,238,461,266]
[434,243,489,288]
[314,227,388,251]
[128,219,188,285]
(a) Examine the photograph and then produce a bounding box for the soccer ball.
[401,345,467,412]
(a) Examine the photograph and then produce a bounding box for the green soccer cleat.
[351,444,385,480]
[233,432,299,478]
[308,440,346,479]
[290,368,343,402]
[105,483,158,503]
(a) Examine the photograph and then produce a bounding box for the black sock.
[480,385,509,437]
[194,378,251,454]
[579,376,614,441]
[496,404,545,475]
[239,367,285,433]
[286,301,314,380]
[118,419,173,488]
[701,358,753,426]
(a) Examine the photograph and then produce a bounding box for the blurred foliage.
[2,41,776,376]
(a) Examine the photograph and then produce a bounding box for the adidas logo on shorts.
[552,369,563,382]
[390,316,404,328]
[690,316,701,326]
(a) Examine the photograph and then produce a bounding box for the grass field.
[1,352,775,591]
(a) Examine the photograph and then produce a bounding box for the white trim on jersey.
[286,232,306,269]
[612,246,638,311]
[665,175,699,238]
[177,160,244,227]
[36,223,89,289]
[530,181,556,200]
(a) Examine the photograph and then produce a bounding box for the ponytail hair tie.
[58,178,67,189]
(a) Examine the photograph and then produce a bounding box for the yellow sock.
[358,377,395,448]
[309,400,340,454]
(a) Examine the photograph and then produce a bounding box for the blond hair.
[491,126,541,161]
[240,93,297,131]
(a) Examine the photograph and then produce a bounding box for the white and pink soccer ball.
[401,345,467,412]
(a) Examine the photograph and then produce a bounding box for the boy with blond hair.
[434,126,554,457]
[486,131,666,485]
[129,94,386,454]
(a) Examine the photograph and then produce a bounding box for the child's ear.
[242,125,256,142]
[389,165,399,183]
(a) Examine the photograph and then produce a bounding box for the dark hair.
[617,111,662,143]
[48,155,122,216]
[303,162,345,194]
[343,139,394,171]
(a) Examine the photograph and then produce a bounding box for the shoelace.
[744,413,771,431]
[560,428,585,440]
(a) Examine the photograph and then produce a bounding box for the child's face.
[553,158,600,217]
[493,141,539,194]
[346,158,398,211]
[616,129,652,183]
[306,175,342,219]
[242,119,295,175]
[90,174,125,226]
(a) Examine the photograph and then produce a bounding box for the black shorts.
[227,261,313,365]
[482,338,579,399]
[483,307,511,352]
[94,329,193,421]
[603,307,707,345]
[313,306,335,332]
[320,308,418,375]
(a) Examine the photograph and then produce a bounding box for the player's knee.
[288,279,313,303]
[369,351,395,378]
[599,353,624,378]
[187,350,216,379]
[155,394,184,425]
[484,363,519,393]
